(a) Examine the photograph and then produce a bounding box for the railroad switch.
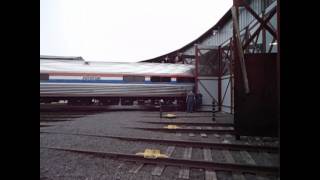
[163,125,180,129]
[136,149,168,159]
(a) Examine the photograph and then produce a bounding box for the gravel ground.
[40,148,120,180]
[229,150,246,164]
[40,133,169,155]
[189,168,204,180]
[40,111,237,145]
[243,173,257,180]
[216,171,233,180]
[126,164,180,180]
[170,146,185,159]
[40,110,278,179]
[248,151,277,167]
[191,148,204,161]
[211,149,228,163]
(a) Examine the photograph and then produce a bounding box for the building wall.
[198,77,218,111]
[184,0,277,113]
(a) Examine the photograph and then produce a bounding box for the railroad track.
[137,121,234,127]
[128,127,236,134]
[40,131,278,152]
[141,115,232,118]
[41,146,279,178]
[40,111,278,179]
[40,110,101,125]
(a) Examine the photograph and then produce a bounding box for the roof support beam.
[231,5,250,94]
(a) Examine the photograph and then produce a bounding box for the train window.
[123,76,145,82]
[161,77,171,82]
[151,76,171,82]
[177,77,195,83]
[40,73,49,81]
[150,76,161,82]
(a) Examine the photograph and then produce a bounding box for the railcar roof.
[40,55,84,61]
[40,59,195,76]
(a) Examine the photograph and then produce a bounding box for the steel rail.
[41,146,278,175]
[137,121,234,127]
[130,127,235,134]
[141,115,233,118]
[40,131,278,152]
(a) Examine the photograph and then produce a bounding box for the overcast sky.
[41,0,232,62]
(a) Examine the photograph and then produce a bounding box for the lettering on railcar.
[82,76,101,80]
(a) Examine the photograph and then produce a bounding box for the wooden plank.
[240,151,256,165]
[129,163,144,174]
[178,147,192,179]
[232,173,246,180]
[176,133,181,137]
[222,150,235,163]
[203,148,213,161]
[178,167,190,179]
[196,126,201,130]
[183,147,193,159]
[200,133,207,137]
[114,163,124,179]
[205,170,218,180]
[165,146,175,157]
[261,152,274,166]
[151,165,165,176]
[189,133,195,137]
[151,146,175,176]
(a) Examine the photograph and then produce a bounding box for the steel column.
[218,46,222,111]
[229,39,234,114]
[195,45,199,93]
[276,0,280,131]
[262,11,267,53]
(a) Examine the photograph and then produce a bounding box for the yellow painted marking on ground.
[164,125,180,129]
[164,113,177,118]
[200,133,208,137]
[136,149,168,159]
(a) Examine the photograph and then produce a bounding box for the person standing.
[186,91,195,113]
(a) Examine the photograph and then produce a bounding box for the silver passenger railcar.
[40,56,195,106]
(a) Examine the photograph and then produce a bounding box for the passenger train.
[40,56,195,106]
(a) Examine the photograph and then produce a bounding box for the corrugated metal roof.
[140,8,232,63]
[141,0,277,63]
